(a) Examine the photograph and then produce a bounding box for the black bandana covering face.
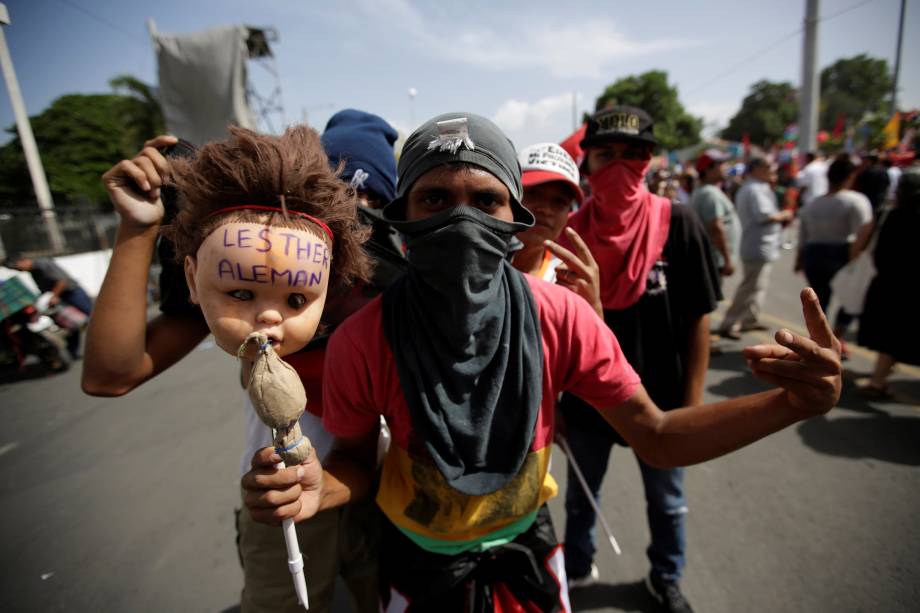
[383,203,545,496]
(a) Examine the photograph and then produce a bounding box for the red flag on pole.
[560,124,586,167]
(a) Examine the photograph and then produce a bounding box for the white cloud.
[494,93,573,132]
[493,92,583,148]
[357,0,700,78]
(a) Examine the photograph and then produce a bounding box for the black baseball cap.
[580,105,657,148]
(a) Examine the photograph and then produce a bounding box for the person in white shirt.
[796,155,873,358]
[796,152,829,208]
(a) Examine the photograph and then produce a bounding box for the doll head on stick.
[165,125,370,360]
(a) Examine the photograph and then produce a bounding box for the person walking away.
[795,155,872,359]
[857,166,920,397]
[853,153,890,214]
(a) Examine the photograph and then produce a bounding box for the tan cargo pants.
[237,491,381,613]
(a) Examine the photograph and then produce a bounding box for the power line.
[687,0,879,96]
[56,0,148,50]
[820,0,878,21]
[687,29,802,95]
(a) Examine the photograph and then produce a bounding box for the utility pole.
[798,0,820,161]
[0,3,65,252]
[890,0,907,116]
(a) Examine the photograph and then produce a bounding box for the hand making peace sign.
[544,227,604,318]
[743,288,842,415]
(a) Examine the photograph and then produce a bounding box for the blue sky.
[1,0,918,149]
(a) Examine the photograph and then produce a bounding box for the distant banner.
[153,25,255,146]
[882,113,901,150]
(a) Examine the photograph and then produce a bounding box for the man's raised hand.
[742,288,842,417]
[102,135,177,229]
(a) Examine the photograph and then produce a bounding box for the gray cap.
[384,112,532,225]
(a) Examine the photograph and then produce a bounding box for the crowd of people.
[677,145,917,396]
[73,101,920,613]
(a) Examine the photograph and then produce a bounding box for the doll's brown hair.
[164,125,371,289]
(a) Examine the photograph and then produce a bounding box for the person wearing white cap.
[513,143,602,317]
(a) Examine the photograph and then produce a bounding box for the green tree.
[593,70,702,151]
[0,76,163,209]
[109,74,165,150]
[721,80,798,146]
[819,54,893,131]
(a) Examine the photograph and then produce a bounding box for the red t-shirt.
[322,275,640,551]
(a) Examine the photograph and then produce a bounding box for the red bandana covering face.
[563,159,672,310]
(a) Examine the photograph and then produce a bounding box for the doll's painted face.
[185,221,331,358]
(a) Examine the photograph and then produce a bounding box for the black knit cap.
[384,112,533,226]
[580,105,657,149]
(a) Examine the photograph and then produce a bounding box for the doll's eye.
[228,289,254,301]
[288,293,307,309]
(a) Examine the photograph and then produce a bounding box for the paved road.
[1,249,918,612]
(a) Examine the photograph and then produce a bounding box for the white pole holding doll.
[240,331,312,608]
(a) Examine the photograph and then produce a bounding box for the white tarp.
[153,25,255,146]
[54,249,112,298]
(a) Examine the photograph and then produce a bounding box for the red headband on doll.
[206,205,334,245]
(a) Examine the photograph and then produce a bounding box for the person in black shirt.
[854,153,890,213]
[559,106,721,613]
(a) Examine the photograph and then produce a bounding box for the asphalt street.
[1,248,918,612]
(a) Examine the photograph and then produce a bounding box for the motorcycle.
[0,274,71,374]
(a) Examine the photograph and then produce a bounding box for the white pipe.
[557,434,622,556]
[276,459,309,609]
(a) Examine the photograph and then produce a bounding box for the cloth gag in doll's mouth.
[239,331,313,465]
